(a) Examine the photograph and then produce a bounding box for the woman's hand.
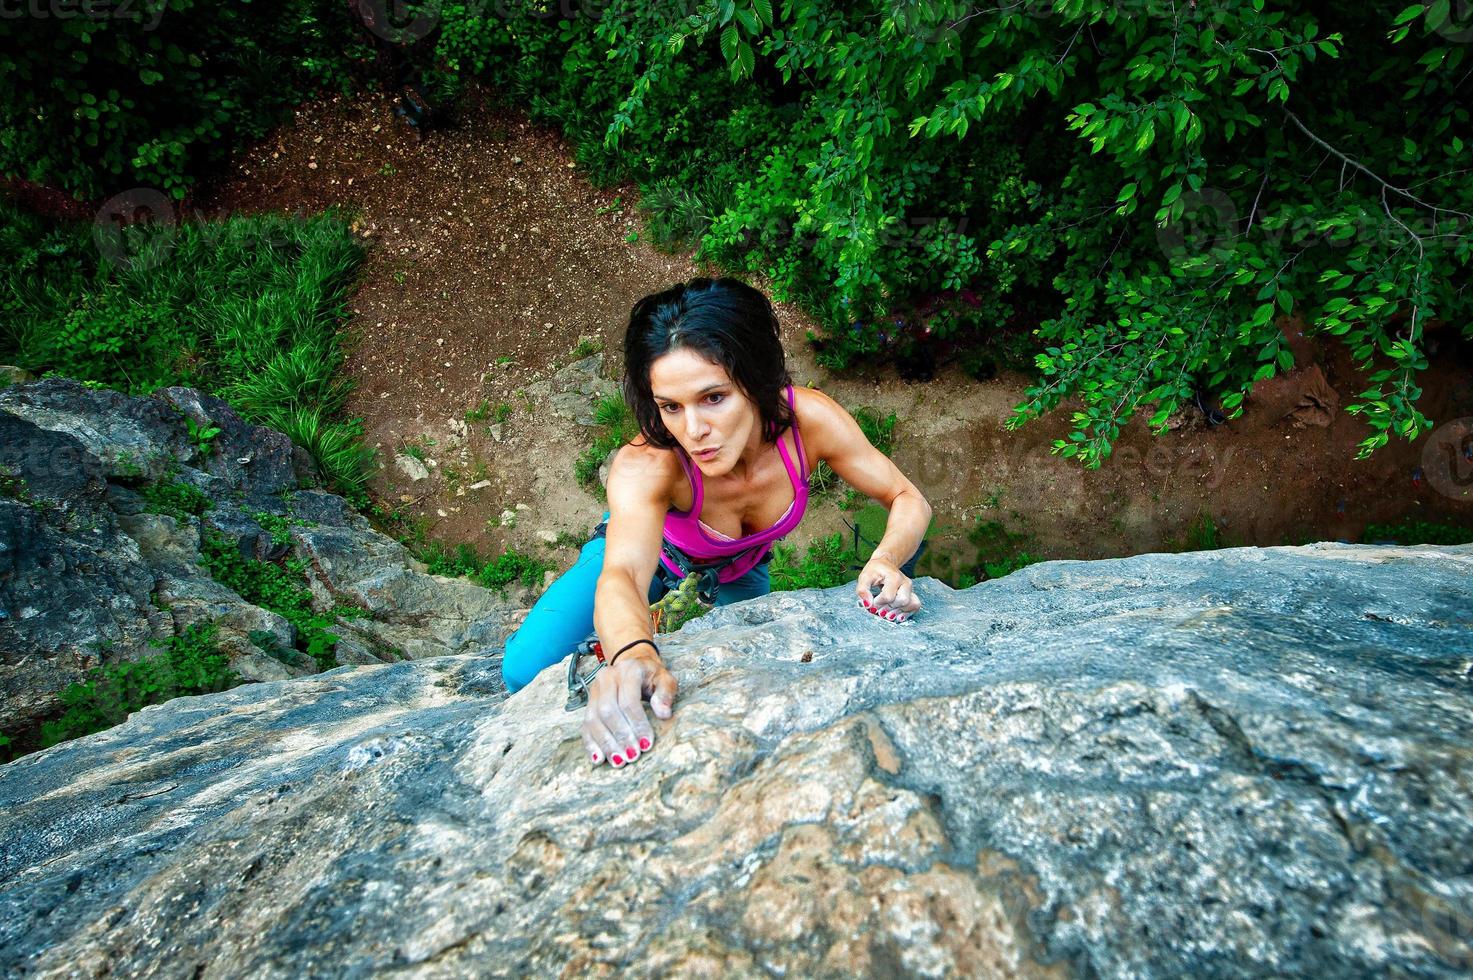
[856,554,921,623]
[581,647,678,769]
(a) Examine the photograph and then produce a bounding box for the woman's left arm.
[800,388,933,617]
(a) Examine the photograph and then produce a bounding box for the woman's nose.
[685,410,709,440]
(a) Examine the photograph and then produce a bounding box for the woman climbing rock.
[500,277,932,769]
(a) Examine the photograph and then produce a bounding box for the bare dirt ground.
[198,84,1473,595]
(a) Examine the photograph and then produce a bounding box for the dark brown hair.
[622,277,794,450]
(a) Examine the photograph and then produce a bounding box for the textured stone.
[0,382,517,746]
[1,543,1469,976]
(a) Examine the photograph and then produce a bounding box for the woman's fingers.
[858,576,922,622]
[582,707,625,768]
[581,729,605,767]
[648,664,678,720]
[615,671,655,760]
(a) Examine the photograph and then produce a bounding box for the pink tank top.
[661,384,810,583]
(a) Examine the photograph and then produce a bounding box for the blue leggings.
[500,512,772,692]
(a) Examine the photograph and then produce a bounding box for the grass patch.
[1167,511,1240,552]
[577,394,641,500]
[5,623,244,762]
[1363,519,1473,546]
[0,201,374,506]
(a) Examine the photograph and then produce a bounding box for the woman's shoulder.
[607,439,683,497]
[787,383,843,438]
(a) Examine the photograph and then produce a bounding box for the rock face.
[2,542,1470,976]
[0,380,521,743]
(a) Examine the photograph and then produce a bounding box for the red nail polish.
[611,754,624,766]
[639,737,651,751]
[627,746,638,759]
[591,752,601,763]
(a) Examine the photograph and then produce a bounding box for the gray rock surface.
[526,353,620,426]
[2,543,1469,976]
[0,380,522,743]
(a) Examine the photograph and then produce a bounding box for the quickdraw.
[564,635,606,712]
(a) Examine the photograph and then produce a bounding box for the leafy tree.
[493,0,1471,466]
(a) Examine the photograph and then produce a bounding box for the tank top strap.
[676,444,704,516]
[781,384,809,482]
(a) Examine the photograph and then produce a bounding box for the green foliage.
[0,0,384,199]
[250,509,315,548]
[186,418,222,459]
[37,623,242,751]
[1363,519,1473,545]
[577,395,642,498]
[1168,511,1240,552]
[0,464,32,503]
[420,540,552,593]
[967,517,1044,581]
[199,530,355,671]
[770,533,860,591]
[0,203,374,503]
[853,407,898,457]
[139,479,214,521]
[438,1,1468,469]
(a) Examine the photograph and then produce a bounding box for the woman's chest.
[670,435,805,539]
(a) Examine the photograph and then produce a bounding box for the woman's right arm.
[581,445,680,769]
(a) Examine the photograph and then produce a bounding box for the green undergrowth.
[769,533,860,592]
[0,202,374,506]
[1363,519,1473,546]
[138,479,214,522]
[1168,512,1243,553]
[3,623,245,764]
[419,540,552,594]
[199,530,363,671]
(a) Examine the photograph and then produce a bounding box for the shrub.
[433,1,1470,468]
[0,203,374,503]
[0,0,397,199]
[769,533,860,592]
[37,623,242,751]
[1363,519,1473,546]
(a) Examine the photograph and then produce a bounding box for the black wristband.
[609,638,658,667]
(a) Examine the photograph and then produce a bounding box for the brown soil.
[197,83,1473,593]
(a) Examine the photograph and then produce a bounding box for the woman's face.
[647,347,757,475]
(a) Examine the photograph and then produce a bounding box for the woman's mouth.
[695,447,719,460]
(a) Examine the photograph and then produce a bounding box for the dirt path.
[199,84,1473,599]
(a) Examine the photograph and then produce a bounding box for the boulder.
[1,543,1469,976]
[0,381,519,747]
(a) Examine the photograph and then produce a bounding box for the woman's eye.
[705,394,724,405]
[660,403,678,414]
